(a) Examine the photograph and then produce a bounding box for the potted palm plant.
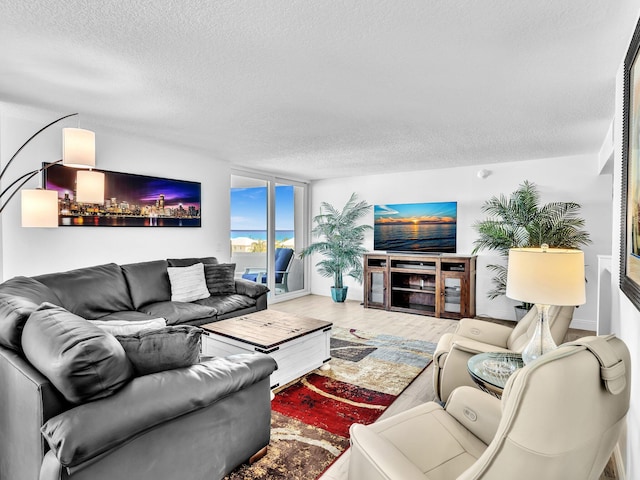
[472,181,591,319]
[301,193,372,302]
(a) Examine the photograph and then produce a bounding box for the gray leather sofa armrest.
[235,278,269,298]
[41,353,277,469]
[445,386,502,445]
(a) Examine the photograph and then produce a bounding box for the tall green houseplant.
[301,193,372,302]
[472,180,591,308]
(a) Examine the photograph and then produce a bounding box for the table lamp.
[506,245,585,364]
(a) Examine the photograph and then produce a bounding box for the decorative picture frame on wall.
[620,17,640,311]
[43,163,201,227]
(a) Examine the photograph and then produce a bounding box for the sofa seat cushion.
[121,260,171,309]
[140,301,217,325]
[115,325,203,376]
[196,294,256,316]
[90,317,167,335]
[34,263,134,319]
[21,303,134,404]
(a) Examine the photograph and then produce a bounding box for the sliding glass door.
[230,173,307,300]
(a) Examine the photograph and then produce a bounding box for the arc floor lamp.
[0,113,104,227]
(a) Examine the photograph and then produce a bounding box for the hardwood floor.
[269,295,617,480]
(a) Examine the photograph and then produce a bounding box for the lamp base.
[522,304,557,365]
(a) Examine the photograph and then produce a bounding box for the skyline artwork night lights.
[44,164,201,227]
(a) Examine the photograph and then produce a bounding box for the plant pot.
[514,305,531,322]
[331,286,349,303]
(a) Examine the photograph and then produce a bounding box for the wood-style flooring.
[269,295,617,480]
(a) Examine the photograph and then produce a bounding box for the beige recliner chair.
[433,305,574,403]
[349,335,630,480]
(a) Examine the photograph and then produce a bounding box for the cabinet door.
[365,269,387,309]
[440,272,467,319]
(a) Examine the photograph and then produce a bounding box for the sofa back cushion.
[22,303,134,404]
[121,260,171,309]
[167,257,218,267]
[0,275,62,305]
[34,263,134,319]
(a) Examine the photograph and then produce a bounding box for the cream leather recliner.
[433,305,574,403]
[349,335,630,480]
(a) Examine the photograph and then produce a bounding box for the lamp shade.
[21,189,58,228]
[76,170,105,204]
[506,247,586,306]
[62,128,95,168]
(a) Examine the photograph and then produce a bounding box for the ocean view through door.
[231,174,307,298]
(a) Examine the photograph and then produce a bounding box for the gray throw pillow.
[22,303,134,404]
[115,326,203,376]
[204,263,236,295]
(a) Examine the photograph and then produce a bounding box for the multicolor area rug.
[225,327,436,480]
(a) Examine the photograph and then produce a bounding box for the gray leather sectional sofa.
[0,257,275,480]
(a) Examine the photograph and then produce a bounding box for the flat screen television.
[374,201,457,253]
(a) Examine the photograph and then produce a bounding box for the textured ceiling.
[1,1,638,181]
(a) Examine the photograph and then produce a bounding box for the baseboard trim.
[569,318,596,332]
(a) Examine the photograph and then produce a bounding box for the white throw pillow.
[167,262,211,302]
[89,318,167,335]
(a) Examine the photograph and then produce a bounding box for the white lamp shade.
[506,247,586,306]
[21,189,59,228]
[62,128,95,168]
[76,170,105,204]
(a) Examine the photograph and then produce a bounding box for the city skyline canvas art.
[44,164,201,227]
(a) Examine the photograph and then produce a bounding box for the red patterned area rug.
[225,327,436,480]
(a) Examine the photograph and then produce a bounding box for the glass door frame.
[231,169,310,303]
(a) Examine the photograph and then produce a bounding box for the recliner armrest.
[445,386,501,445]
[455,318,513,348]
[451,338,511,356]
[41,353,277,470]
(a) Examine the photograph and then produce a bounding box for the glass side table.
[467,352,524,398]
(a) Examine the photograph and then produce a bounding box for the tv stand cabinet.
[364,253,476,320]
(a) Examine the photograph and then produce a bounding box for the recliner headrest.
[566,335,627,395]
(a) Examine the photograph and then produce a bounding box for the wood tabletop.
[201,309,333,349]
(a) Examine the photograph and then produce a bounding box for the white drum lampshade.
[76,170,105,204]
[506,246,585,364]
[62,128,95,168]
[21,189,58,228]
[506,247,586,306]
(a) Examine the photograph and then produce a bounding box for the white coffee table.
[201,310,332,389]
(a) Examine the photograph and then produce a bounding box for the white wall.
[0,103,231,279]
[310,155,612,330]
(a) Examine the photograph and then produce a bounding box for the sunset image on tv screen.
[374,201,457,253]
